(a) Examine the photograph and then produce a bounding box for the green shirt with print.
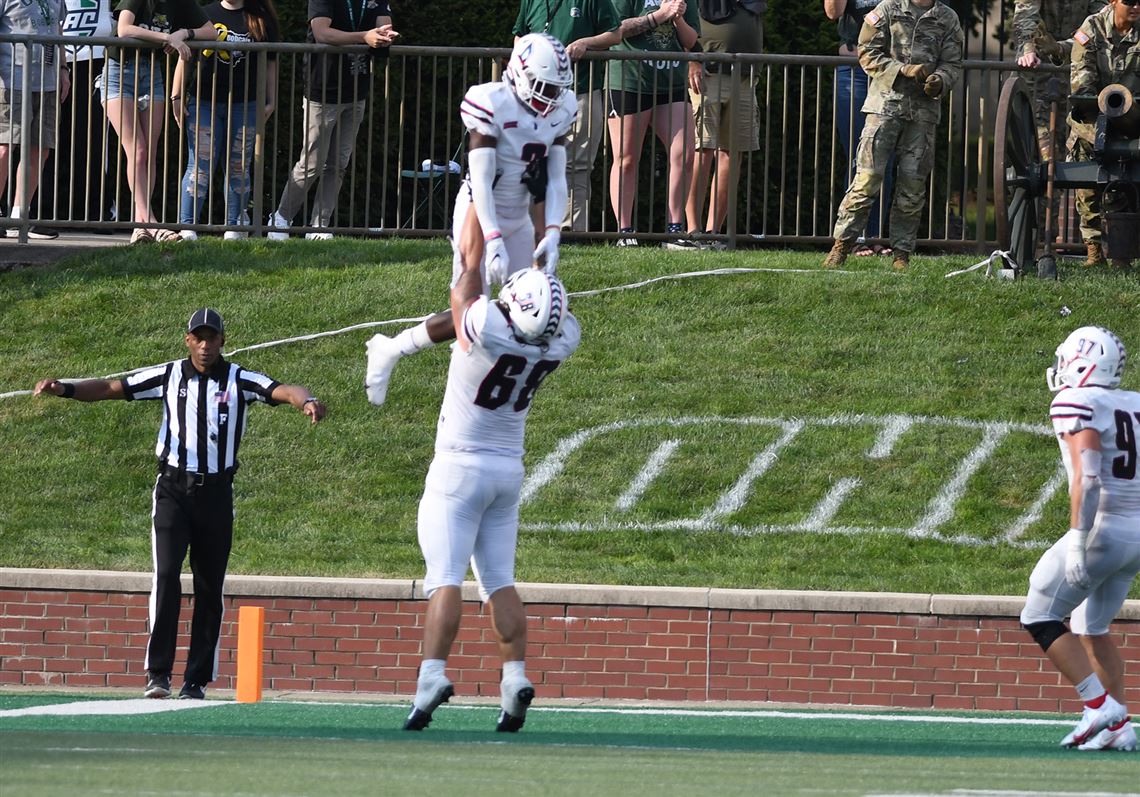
[606,0,700,95]
[513,0,621,94]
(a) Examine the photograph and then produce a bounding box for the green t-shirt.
[512,0,621,94]
[606,0,700,95]
[107,0,210,63]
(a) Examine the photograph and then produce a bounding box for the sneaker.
[144,672,171,699]
[1078,717,1137,751]
[223,230,248,241]
[403,672,455,731]
[267,211,290,241]
[663,236,702,251]
[304,231,334,241]
[6,225,59,239]
[1061,694,1128,748]
[823,239,854,268]
[178,682,206,700]
[495,675,535,733]
[364,333,403,406]
[179,230,198,241]
[701,230,728,251]
[615,227,638,247]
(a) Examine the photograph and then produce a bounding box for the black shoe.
[495,685,535,733]
[6,225,59,239]
[403,677,455,731]
[178,682,207,700]
[144,672,171,699]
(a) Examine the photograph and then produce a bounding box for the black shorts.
[607,88,688,117]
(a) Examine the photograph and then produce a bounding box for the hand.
[33,379,65,397]
[59,67,70,103]
[264,102,276,121]
[1033,23,1064,62]
[566,39,588,61]
[688,60,703,95]
[365,24,399,47]
[923,73,944,98]
[484,235,510,285]
[1064,528,1090,589]
[660,0,684,21]
[533,227,560,274]
[172,96,185,129]
[899,63,933,82]
[166,39,192,60]
[1017,52,1041,69]
[301,398,326,425]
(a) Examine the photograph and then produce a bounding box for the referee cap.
[188,307,225,335]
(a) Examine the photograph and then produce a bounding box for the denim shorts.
[100,55,166,103]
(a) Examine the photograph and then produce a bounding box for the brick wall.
[2,569,1138,712]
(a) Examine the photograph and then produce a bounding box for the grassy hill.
[1,239,1137,596]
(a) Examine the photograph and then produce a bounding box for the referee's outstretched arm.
[33,378,125,402]
[269,384,328,425]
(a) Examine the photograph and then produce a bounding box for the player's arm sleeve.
[543,143,568,229]
[460,86,503,240]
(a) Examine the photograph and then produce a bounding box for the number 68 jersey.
[435,296,580,458]
[1050,385,1140,517]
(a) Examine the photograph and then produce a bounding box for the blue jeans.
[836,64,892,239]
[178,99,257,226]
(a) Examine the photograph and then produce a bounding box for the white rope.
[0,266,844,401]
[944,250,1017,279]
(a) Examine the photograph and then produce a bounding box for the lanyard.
[543,0,567,31]
[345,0,367,31]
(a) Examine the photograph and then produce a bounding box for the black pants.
[145,472,234,685]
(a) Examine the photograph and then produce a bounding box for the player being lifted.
[364,32,577,406]
[1020,325,1139,751]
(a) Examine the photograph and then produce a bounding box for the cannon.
[993,76,1140,277]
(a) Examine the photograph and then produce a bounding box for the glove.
[483,234,510,285]
[1033,23,1064,63]
[923,73,944,99]
[899,63,933,82]
[1064,528,1090,589]
[533,228,561,274]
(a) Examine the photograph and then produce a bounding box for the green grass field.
[2,693,1137,796]
[1,239,1138,595]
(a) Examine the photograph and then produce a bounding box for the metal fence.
[0,34,1077,252]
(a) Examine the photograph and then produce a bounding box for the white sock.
[396,322,435,356]
[9,206,21,220]
[1075,672,1106,703]
[419,659,446,683]
[502,660,526,682]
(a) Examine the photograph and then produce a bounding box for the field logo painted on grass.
[521,414,1064,548]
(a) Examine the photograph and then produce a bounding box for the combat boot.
[1085,242,1106,267]
[892,251,910,271]
[823,239,854,269]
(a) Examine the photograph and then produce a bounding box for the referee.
[33,308,327,700]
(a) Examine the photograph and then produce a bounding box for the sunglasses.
[1122,0,1140,7]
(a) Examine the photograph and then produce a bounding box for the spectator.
[513,0,622,233]
[172,0,280,241]
[266,0,397,241]
[33,307,326,701]
[1020,325,1137,751]
[0,0,70,239]
[684,0,764,248]
[822,0,962,270]
[606,0,701,248]
[1012,0,1105,255]
[1066,0,1139,270]
[824,0,893,256]
[102,0,215,244]
[402,261,580,734]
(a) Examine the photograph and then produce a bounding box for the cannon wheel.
[994,76,1043,275]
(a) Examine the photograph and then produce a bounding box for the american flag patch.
[214,390,230,403]
[1074,29,1089,45]
[867,10,880,25]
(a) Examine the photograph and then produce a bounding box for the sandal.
[154,228,181,243]
[130,228,155,245]
[852,244,876,256]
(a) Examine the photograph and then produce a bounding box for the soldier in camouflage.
[823,0,963,270]
[1069,0,1140,269]
[1013,0,1107,162]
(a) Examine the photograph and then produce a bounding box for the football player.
[365,32,577,406]
[1020,325,1139,751]
[402,256,580,733]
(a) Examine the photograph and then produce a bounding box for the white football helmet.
[505,32,573,117]
[1046,325,1127,391]
[499,268,568,343]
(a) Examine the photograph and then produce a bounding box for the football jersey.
[1050,385,1140,517]
[434,296,580,457]
[459,80,578,214]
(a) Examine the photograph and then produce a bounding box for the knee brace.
[1023,620,1069,652]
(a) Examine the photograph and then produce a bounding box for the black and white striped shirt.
[122,358,280,474]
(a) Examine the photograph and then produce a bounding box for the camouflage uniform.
[1012,0,1106,160]
[830,0,963,255]
[1069,5,1140,246]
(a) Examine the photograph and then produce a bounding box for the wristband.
[303,396,319,406]
[649,12,658,26]
[60,382,75,398]
[169,94,182,101]
[185,28,195,41]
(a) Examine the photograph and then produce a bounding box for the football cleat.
[1078,717,1137,751]
[1060,695,1128,748]
[364,333,403,406]
[403,673,455,731]
[495,676,535,733]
